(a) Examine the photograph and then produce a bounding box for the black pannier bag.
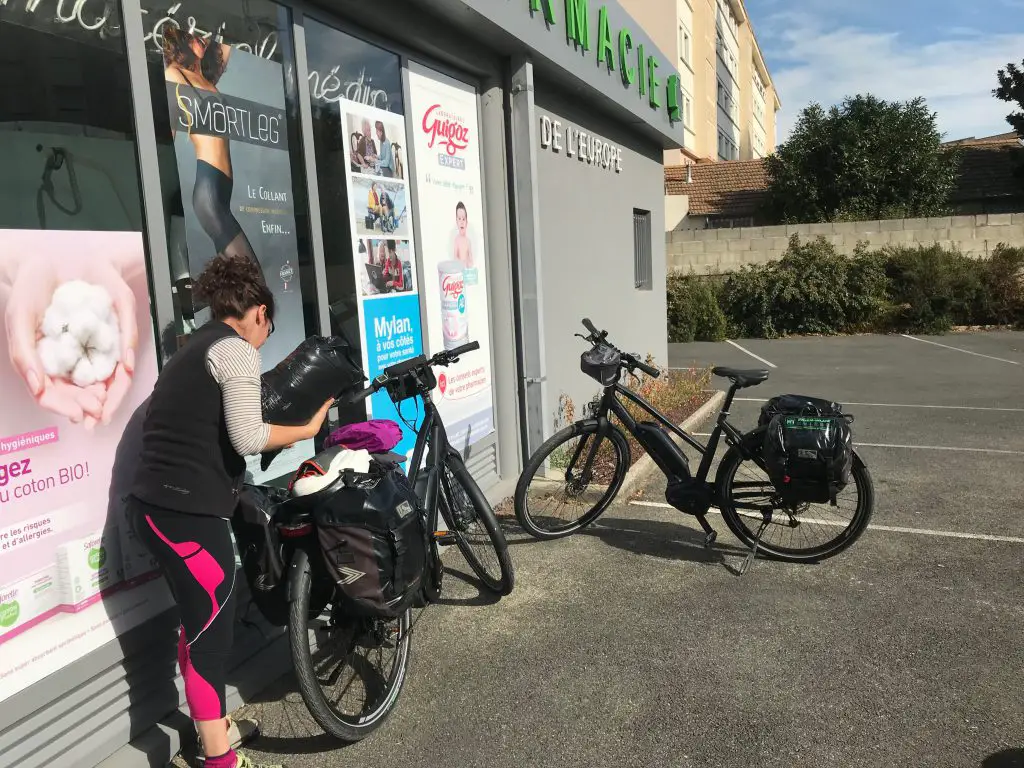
[761,395,854,505]
[758,394,845,427]
[234,483,290,626]
[259,335,365,470]
[580,343,622,387]
[261,335,364,425]
[307,459,430,618]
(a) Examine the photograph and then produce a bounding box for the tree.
[762,95,960,224]
[995,60,1024,139]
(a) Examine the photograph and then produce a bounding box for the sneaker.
[196,718,260,763]
[235,752,283,768]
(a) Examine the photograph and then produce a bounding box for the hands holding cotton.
[36,281,122,388]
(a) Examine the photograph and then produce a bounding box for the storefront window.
[0,2,169,709]
[139,0,318,366]
[304,19,409,432]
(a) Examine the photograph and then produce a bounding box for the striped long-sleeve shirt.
[206,336,272,456]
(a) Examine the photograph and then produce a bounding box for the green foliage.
[666,272,728,343]
[881,245,988,334]
[716,236,889,338]
[981,244,1024,326]
[669,238,1022,339]
[763,95,960,225]
[995,60,1024,140]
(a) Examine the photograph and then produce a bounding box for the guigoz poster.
[340,100,424,458]
[162,28,311,480]
[0,229,169,704]
[407,63,494,452]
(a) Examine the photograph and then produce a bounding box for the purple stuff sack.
[325,420,402,453]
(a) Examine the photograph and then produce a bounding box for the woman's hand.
[306,398,335,438]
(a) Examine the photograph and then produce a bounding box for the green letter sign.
[647,56,661,109]
[637,43,646,95]
[596,6,614,70]
[565,0,590,50]
[530,0,557,24]
[666,74,682,122]
[618,28,635,85]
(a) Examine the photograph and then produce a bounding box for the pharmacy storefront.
[0,1,682,765]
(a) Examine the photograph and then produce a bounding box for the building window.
[633,209,652,291]
[684,93,693,130]
[679,24,692,66]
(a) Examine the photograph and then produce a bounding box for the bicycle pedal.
[703,531,717,548]
[433,531,458,545]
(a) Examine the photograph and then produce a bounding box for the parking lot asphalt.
[232,331,1024,768]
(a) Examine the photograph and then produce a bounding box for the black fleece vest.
[132,321,248,516]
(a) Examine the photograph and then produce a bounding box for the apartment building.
[621,0,781,165]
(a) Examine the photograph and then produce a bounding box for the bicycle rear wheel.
[288,549,412,742]
[439,453,515,596]
[716,447,874,562]
[514,421,631,540]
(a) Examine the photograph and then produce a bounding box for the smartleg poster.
[162,29,312,481]
[407,62,495,452]
[0,229,169,704]
[340,100,424,458]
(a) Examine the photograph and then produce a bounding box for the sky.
[748,0,1024,144]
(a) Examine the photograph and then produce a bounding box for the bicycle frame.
[404,393,449,534]
[592,376,755,486]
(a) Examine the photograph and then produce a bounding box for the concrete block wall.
[667,213,1024,274]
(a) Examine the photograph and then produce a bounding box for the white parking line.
[689,433,1024,455]
[628,502,1024,544]
[901,334,1020,365]
[734,398,1024,413]
[725,340,777,369]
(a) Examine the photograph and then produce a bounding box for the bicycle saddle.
[712,366,770,389]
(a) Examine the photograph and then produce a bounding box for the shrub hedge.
[668,236,1024,341]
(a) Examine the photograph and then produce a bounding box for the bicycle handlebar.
[580,319,661,379]
[347,341,482,403]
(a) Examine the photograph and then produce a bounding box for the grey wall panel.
[533,78,668,436]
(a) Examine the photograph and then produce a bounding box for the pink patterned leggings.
[131,498,236,722]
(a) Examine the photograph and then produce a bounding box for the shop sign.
[528,0,682,124]
[538,114,622,173]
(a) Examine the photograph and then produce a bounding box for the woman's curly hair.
[162,27,228,84]
[193,253,274,322]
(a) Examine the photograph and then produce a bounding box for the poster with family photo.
[357,238,416,297]
[340,101,425,458]
[350,177,411,239]
[345,112,407,179]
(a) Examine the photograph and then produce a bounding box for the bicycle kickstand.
[739,519,770,576]
[696,515,717,548]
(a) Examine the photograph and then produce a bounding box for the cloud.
[760,12,1023,144]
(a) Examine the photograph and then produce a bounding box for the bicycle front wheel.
[514,421,631,540]
[288,549,412,742]
[439,454,515,596]
[716,448,875,563]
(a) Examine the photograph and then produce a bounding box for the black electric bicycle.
[233,342,513,744]
[514,319,875,568]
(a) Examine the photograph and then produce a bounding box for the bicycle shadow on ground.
[984,749,1024,767]
[436,562,502,607]
[581,516,752,576]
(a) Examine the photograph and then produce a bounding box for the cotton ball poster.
[36,281,121,387]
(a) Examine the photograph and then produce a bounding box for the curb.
[617,389,727,500]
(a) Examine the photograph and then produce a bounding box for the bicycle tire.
[514,420,631,541]
[288,548,412,742]
[716,447,875,562]
[441,453,515,596]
